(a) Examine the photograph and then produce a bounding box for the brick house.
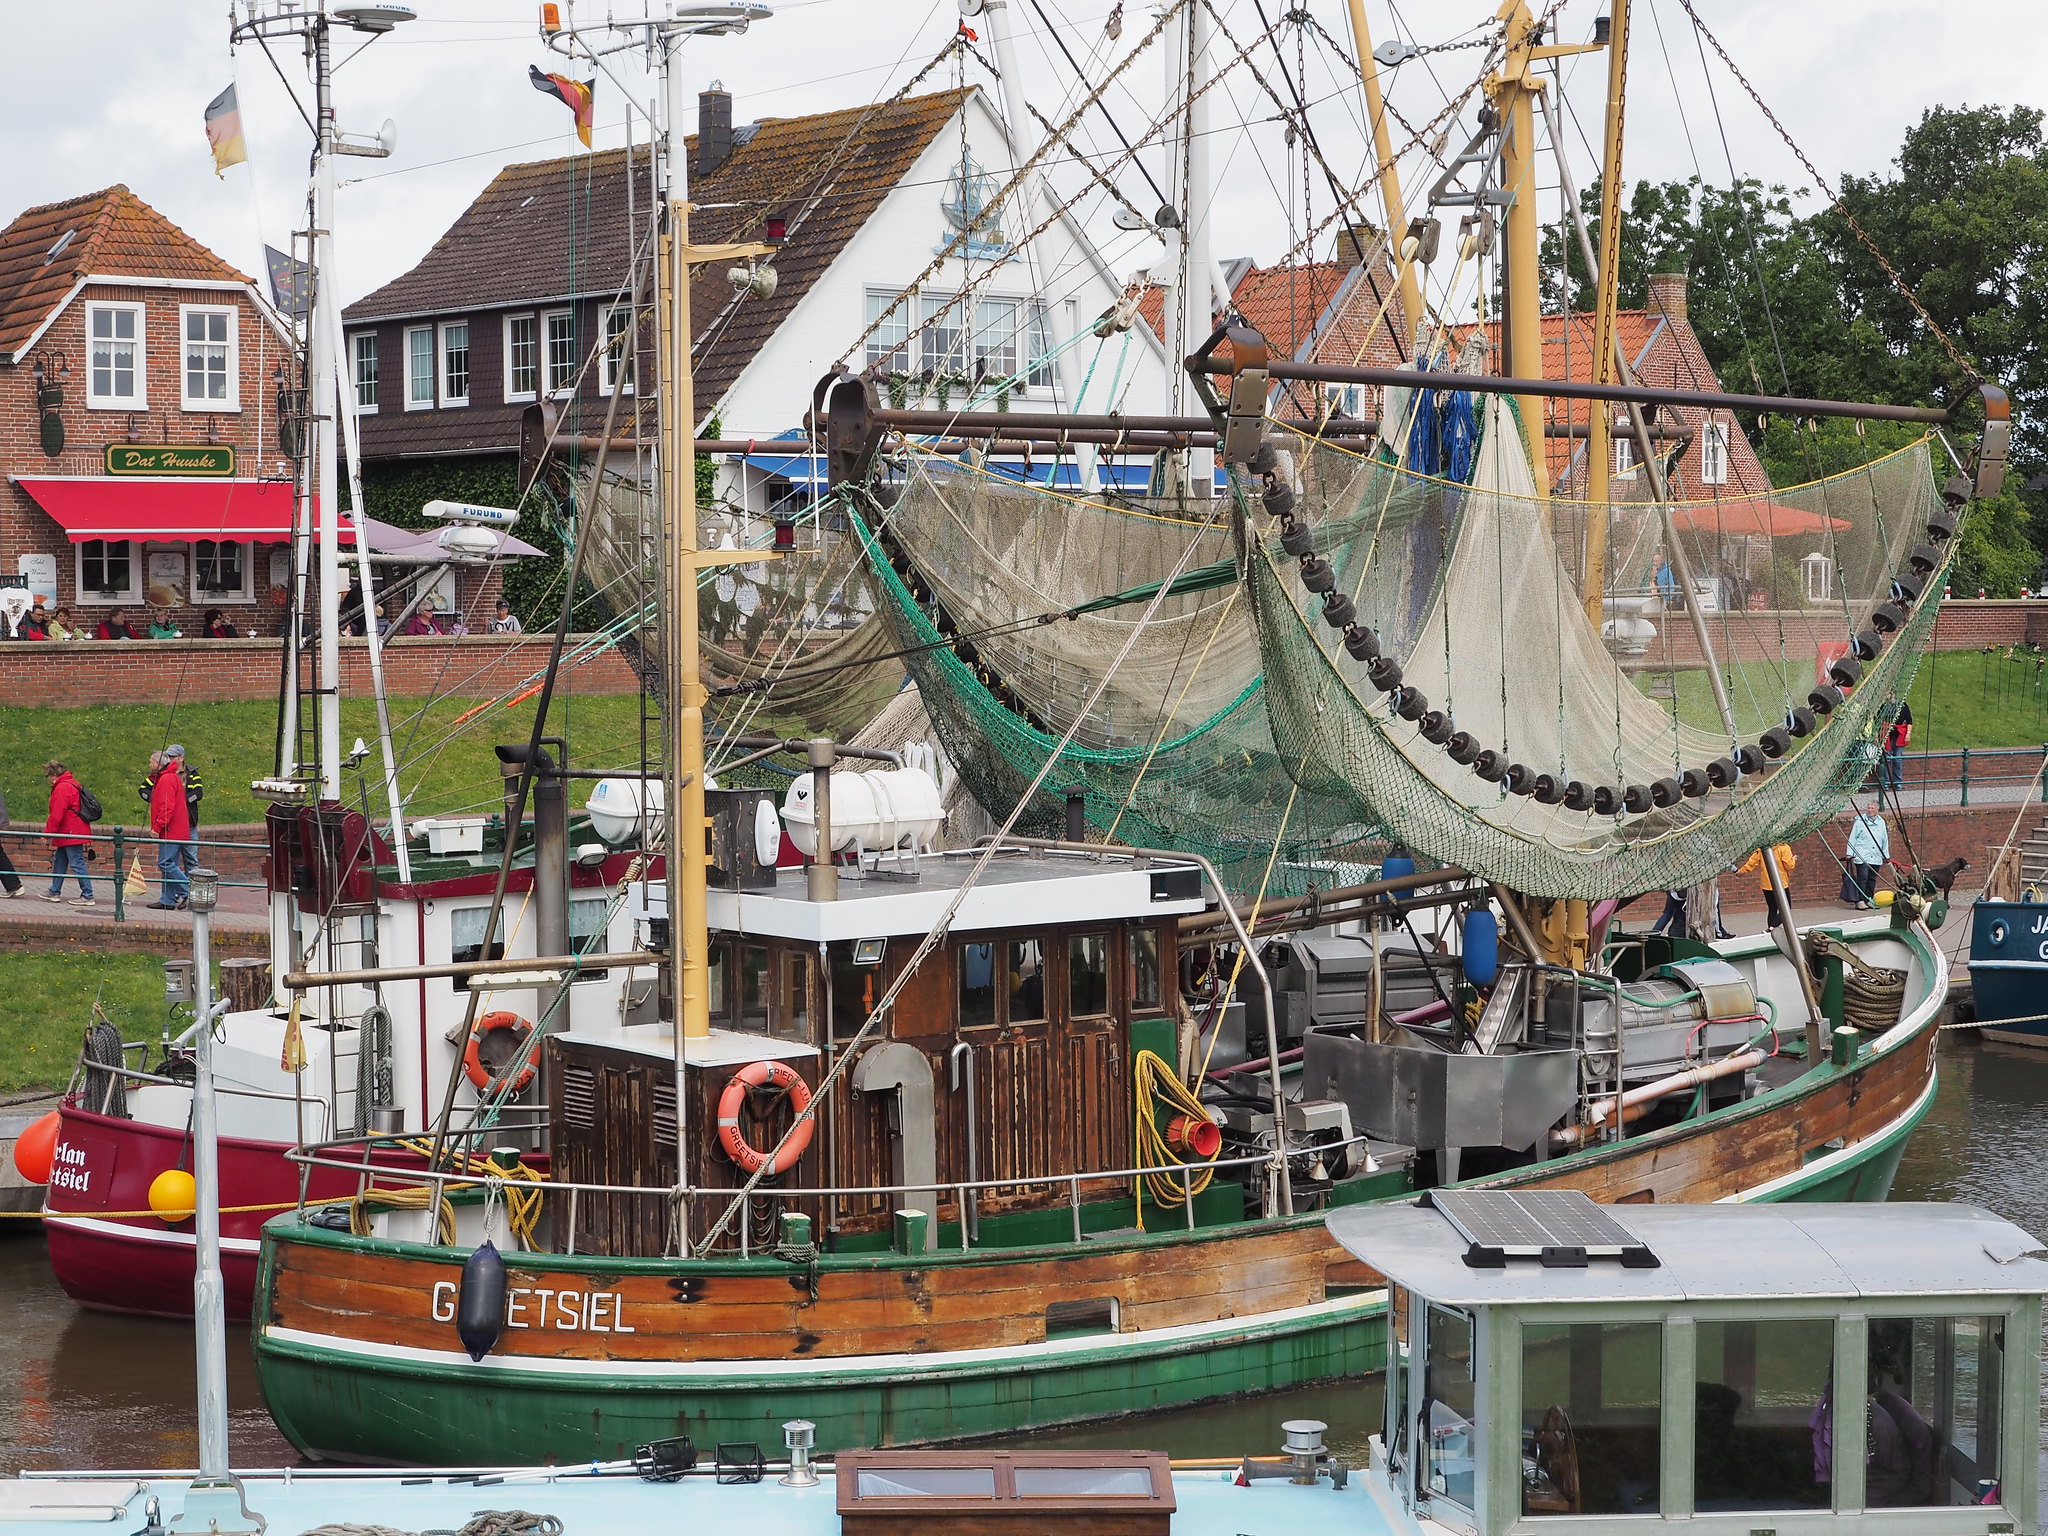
[342,85,1181,517]
[0,186,302,632]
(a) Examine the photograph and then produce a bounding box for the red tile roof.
[0,185,251,360]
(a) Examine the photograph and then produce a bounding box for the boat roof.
[678,846,1210,943]
[1326,1197,2048,1307]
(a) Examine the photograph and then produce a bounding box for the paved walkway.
[0,875,269,953]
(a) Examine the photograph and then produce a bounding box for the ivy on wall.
[347,456,568,626]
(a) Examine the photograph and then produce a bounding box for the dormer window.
[86,302,144,408]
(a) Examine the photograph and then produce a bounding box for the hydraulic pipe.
[1552,1047,1764,1147]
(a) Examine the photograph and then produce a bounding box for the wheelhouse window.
[405,326,434,408]
[192,540,249,601]
[1006,938,1045,1022]
[505,314,539,400]
[1520,1319,1663,1516]
[448,905,506,989]
[544,309,577,395]
[1865,1314,2005,1507]
[777,951,811,1041]
[180,306,236,409]
[1694,1318,1835,1512]
[865,288,909,372]
[352,332,379,411]
[1423,1305,1476,1511]
[736,944,771,1035]
[600,304,635,395]
[831,941,880,1040]
[960,942,997,1028]
[87,303,143,407]
[568,896,611,982]
[77,539,138,603]
[439,321,470,406]
[1067,933,1109,1017]
[1130,927,1162,1012]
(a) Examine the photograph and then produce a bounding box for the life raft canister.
[716,1059,814,1175]
[463,1011,537,1096]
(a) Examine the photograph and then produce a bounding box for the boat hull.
[253,958,1940,1465]
[1967,898,2048,1044]
[42,1105,417,1321]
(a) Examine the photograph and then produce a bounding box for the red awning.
[1668,498,1851,539]
[12,476,347,544]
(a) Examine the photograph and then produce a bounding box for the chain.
[1676,0,1981,385]
[1026,99,1152,228]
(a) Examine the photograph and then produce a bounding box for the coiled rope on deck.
[1131,1048,1220,1212]
[1807,932,1909,1032]
[299,1511,564,1536]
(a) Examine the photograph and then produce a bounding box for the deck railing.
[281,1132,1366,1258]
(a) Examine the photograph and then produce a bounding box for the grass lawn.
[1640,648,2048,753]
[0,952,179,1095]
[0,693,669,831]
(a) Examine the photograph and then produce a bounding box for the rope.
[298,1514,563,1536]
[1131,1048,1219,1213]
[1807,931,1909,1032]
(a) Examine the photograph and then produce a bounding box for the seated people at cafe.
[95,608,140,640]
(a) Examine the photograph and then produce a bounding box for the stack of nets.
[857,454,1385,892]
[1245,397,1945,898]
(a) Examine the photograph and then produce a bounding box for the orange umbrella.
[1668,498,1851,538]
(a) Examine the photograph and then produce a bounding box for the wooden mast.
[1487,1,1549,495]
[1584,0,1629,626]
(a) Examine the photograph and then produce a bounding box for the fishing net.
[857,454,1385,891]
[1244,397,1947,898]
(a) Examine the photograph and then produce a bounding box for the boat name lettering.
[2034,915,2048,935]
[430,1279,634,1333]
[48,1141,90,1195]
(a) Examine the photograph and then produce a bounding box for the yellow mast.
[1340,0,1422,342]
[658,44,774,1040]
[1583,0,1629,626]
[1487,1,1548,493]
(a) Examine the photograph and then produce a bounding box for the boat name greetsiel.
[430,1281,636,1334]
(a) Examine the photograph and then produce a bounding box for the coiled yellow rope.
[1132,1048,1220,1222]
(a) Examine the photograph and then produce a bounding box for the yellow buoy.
[1875,889,1896,908]
[148,1168,197,1224]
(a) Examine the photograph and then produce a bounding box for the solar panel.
[1428,1189,1659,1269]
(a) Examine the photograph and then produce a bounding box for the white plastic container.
[585,777,667,847]
[783,767,944,857]
[415,816,487,855]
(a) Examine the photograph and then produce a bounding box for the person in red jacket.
[146,751,194,909]
[41,760,93,906]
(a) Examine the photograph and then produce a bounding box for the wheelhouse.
[1330,1194,2046,1536]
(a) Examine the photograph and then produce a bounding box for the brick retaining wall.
[1619,600,2048,673]
[1719,801,2033,909]
[0,634,640,706]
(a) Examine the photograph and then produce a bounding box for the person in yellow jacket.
[1738,843,1798,929]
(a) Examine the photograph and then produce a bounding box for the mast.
[310,13,344,801]
[1340,0,1422,337]
[1582,0,1629,625]
[1487,1,1549,494]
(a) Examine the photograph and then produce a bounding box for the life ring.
[716,1060,814,1175]
[464,1011,537,1096]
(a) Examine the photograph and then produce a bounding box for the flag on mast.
[204,84,246,176]
[528,65,595,148]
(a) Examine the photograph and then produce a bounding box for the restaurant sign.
[104,444,236,477]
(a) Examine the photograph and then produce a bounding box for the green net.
[1244,398,1946,898]
[857,456,1386,892]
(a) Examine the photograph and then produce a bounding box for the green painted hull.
[256,1294,1387,1464]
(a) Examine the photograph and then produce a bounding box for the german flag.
[529,65,595,148]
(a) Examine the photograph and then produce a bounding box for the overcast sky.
[3,0,2042,314]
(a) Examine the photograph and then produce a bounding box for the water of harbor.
[0,1031,2042,1475]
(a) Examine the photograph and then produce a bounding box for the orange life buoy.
[716,1059,814,1175]
[464,1011,537,1096]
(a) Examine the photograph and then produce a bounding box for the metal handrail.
[71,1059,332,1136]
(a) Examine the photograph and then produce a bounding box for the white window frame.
[1700,419,1729,486]
[438,320,470,407]
[503,314,539,403]
[973,296,1019,385]
[351,332,379,413]
[918,293,963,378]
[85,301,145,410]
[543,309,577,397]
[1025,300,1054,390]
[599,304,636,397]
[1614,422,1636,478]
[190,539,255,604]
[864,287,910,373]
[405,325,435,410]
[75,539,142,605]
[178,303,239,411]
